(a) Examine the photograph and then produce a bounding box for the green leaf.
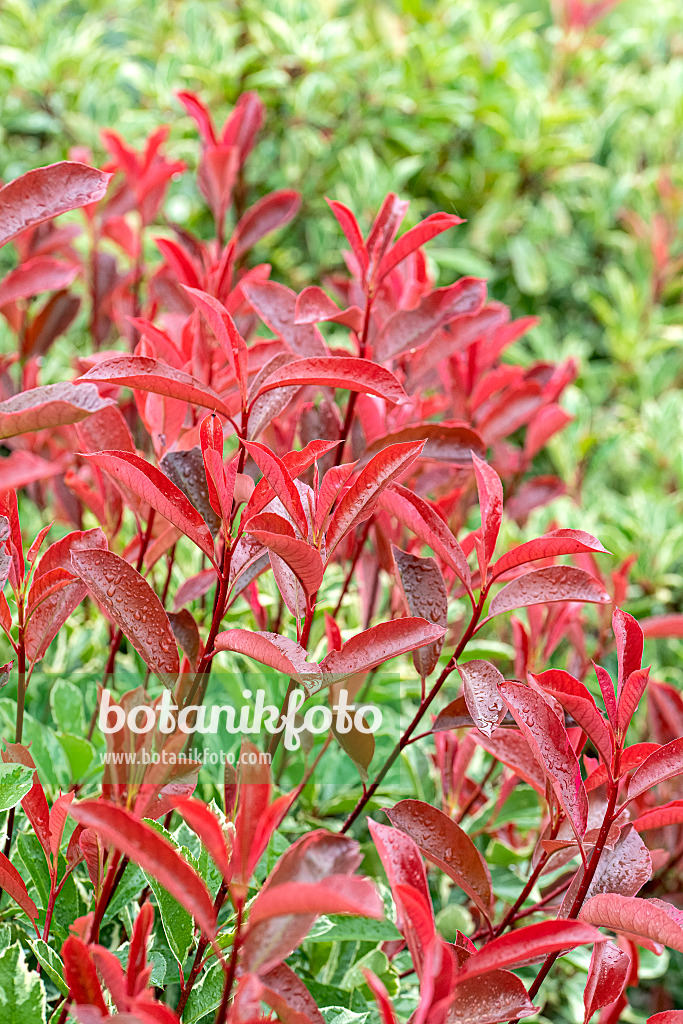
[50,678,85,735]
[307,916,401,943]
[27,940,67,996]
[56,733,94,781]
[0,942,46,1022]
[321,1009,369,1024]
[16,833,50,907]
[304,981,368,1013]
[182,961,224,1023]
[0,763,34,812]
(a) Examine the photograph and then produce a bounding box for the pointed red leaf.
[294,286,363,332]
[532,669,613,767]
[472,728,547,795]
[393,547,447,679]
[76,356,231,416]
[244,439,340,525]
[627,737,683,801]
[0,256,78,306]
[633,800,683,832]
[0,850,39,924]
[70,549,179,685]
[491,529,609,579]
[68,800,216,937]
[247,527,323,597]
[0,162,110,248]
[649,1013,683,1023]
[374,278,486,362]
[326,441,424,556]
[321,618,445,681]
[248,876,382,925]
[488,566,611,618]
[613,607,644,699]
[326,199,368,275]
[176,798,231,881]
[580,894,683,953]
[256,356,407,406]
[617,667,650,736]
[472,453,503,573]
[183,286,248,392]
[500,680,588,840]
[458,920,605,981]
[0,382,114,440]
[243,279,327,357]
[62,936,108,1013]
[386,799,493,919]
[640,615,683,638]
[235,189,301,258]
[214,629,321,692]
[366,194,409,271]
[583,941,630,1024]
[376,212,464,283]
[450,970,537,1024]
[585,742,659,793]
[242,440,308,535]
[361,423,485,467]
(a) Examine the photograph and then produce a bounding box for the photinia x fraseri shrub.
[0,91,680,1024]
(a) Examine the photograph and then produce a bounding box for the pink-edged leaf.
[241,440,308,535]
[472,452,503,573]
[67,800,216,937]
[256,356,407,406]
[532,669,613,767]
[378,484,472,592]
[617,667,650,736]
[80,451,216,561]
[450,970,538,1024]
[326,441,424,556]
[472,728,547,795]
[0,162,110,248]
[627,737,683,801]
[500,680,588,840]
[376,212,464,283]
[640,615,683,638]
[457,660,506,738]
[76,356,231,416]
[248,876,383,925]
[70,549,179,686]
[361,423,485,467]
[24,567,87,664]
[491,529,609,579]
[321,618,445,681]
[583,940,631,1024]
[326,198,368,275]
[0,382,114,440]
[176,798,231,881]
[392,547,447,679]
[458,920,605,981]
[294,287,363,332]
[613,607,644,698]
[579,894,683,953]
[488,566,611,618]
[386,799,493,919]
[235,189,301,258]
[633,801,683,832]
[247,527,324,596]
[585,742,659,793]
[214,629,321,692]
[373,277,486,362]
[0,850,38,924]
[0,256,78,306]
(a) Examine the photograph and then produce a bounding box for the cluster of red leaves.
[0,91,682,1024]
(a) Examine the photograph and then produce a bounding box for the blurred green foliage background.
[1,0,682,622]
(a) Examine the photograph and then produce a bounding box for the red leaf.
[458,660,506,738]
[525,403,573,460]
[617,667,650,736]
[247,527,324,597]
[633,800,683,832]
[532,669,613,767]
[62,936,108,1013]
[176,798,231,881]
[183,286,248,393]
[244,439,340,525]
[500,680,589,840]
[2,742,51,858]
[491,529,609,579]
[488,566,611,618]
[235,189,301,258]
[367,818,431,911]
[243,279,327,357]
[583,941,631,1024]
[256,356,407,406]
[214,629,321,692]
[321,618,445,681]
[0,256,78,306]
[472,728,547,795]
[248,876,382,925]
[242,440,308,535]
[366,194,409,272]
[376,212,464,283]
[373,278,486,362]
[580,894,683,953]
[326,198,368,275]
[363,970,399,1024]
[593,662,618,729]
[70,549,179,685]
[472,453,503,574]
[177,90,217,144]
[326,441,425,557]
[386,799,493,919]
[585,742,659,793]
[361,423,485,467]
[640,615,683,638]
[260,963,325,1024]
[393,547,447,679]
[627,737,683,801]
[378,484,472,592]
[76,356,231,417]
[294,286,363,332]
[450,970,537,1024]
[0,382,114,440]
[648,1014,683,1023]
[0,451,61,491]
[560,825,651,915]
[457,920,605,980]
[613,607,644,699]
[0,162,110,248]
[68,800,216,937]
[0,850,39,925]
